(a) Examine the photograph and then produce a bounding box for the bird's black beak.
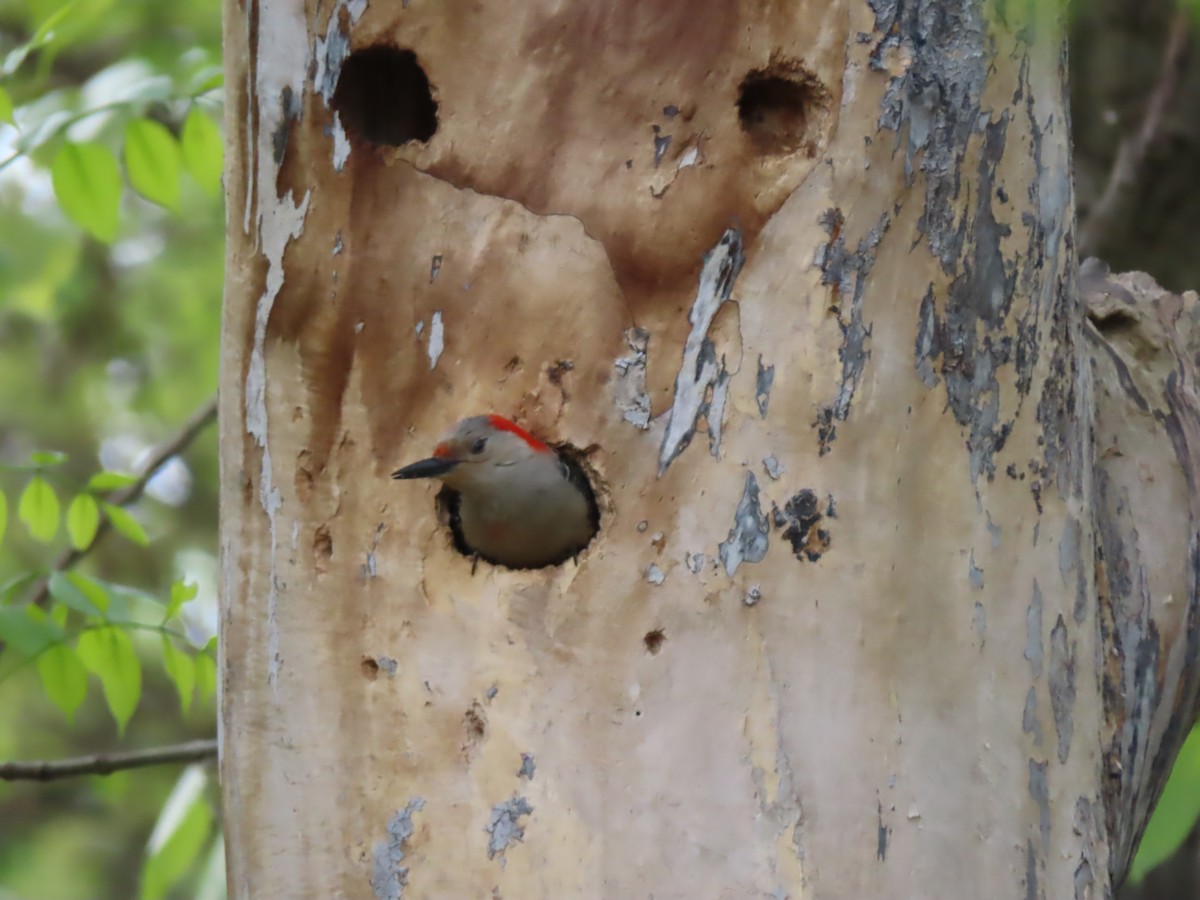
[392,457,459,480]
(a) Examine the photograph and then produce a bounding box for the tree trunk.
[218,1,1200,898]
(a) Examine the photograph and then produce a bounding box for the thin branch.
[0,738,217,781]
[29,392,218,609]
[1079,7,1192,254]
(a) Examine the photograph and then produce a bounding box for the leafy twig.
[1079,7,1192,254]
[0,738,216,781]
[28,392,218,609]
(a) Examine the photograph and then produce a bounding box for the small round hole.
[737,63,828,156]
[332,46,438,146]
[643,629,666,654]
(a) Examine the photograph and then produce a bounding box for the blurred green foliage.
[0,0,223,897]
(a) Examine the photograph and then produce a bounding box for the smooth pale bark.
[219,1,1199,898]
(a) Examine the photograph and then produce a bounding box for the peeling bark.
[1083,260,1200,883]
[219,0,1199,897]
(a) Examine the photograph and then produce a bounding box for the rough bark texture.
[218,1,1198,898]
[1084,261,1200,884]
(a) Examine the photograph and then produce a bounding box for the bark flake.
[1025,579,1044,677]
[1028,758,1050,851]
[1022,687,1042,746]
[370,797,426,900]
[719,472,770,576]
[486,795,534,863]
[1048,615,1076,763]
[814,209,888,454]
[659,228,744,475]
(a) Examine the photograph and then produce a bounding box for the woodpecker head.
[391,415,554,492]
[393,415,600,570]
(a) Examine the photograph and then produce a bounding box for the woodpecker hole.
[737,62,829,156]
[361,656,380,680]
[332,46,438,147]
[643,629,666,655]
[435,441,602,571]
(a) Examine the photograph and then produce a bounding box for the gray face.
[392,416,539,490]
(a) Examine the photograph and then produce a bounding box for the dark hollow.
[737,70,823,155]
[332,46,438,146]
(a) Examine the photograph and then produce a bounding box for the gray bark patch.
[517,753,535,780]
[370,797,426,900]
[1048,615,1076,763]
[755,356,775,417]
[876,800,889,861]
[762,456,783,480]
[658,229,744,475]
[1028,759,1050,851]
[909,117,1021,483]
[1058,517,1078,584]
[814,210,889,455]
[915,288,940,387]
[870,0,987,269]
[613,328,652,430]
[486,795,534,862]
[719,472,770,576]
[706,367,732,457]
[1025,580,1044,677]
[1025,839,1039,900]
[968,551,984,589]
[1072,797,1099,900]
[874,0,1042,483]
[1022,687,1042,746]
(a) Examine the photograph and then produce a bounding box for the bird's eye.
[471,437,487,455]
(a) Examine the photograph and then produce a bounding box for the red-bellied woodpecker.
[392,415,598,570]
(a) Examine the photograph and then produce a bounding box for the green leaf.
[180,107,222,195]
[0,572,38,605]
[124,118,181,211]
[0,485,7,547]
[30,449,68,467]
[163,579,199,622]
[186,66,225,96]
[37,642,88,720]
[1131,725,1200,882]
[47,571,104,618]
[161,636,195,715]
[0,606,63,656]
[75,626,141,733]
[65,572,109,613]
[102,502,148,546]
[0,86,12,124]
[51,142,122,242]
[66,493,100,549]
[19,476,59,542]
[141,767,212,900]
[0,0,78,76]
[196,639,216,703]
[87,471,138,492]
